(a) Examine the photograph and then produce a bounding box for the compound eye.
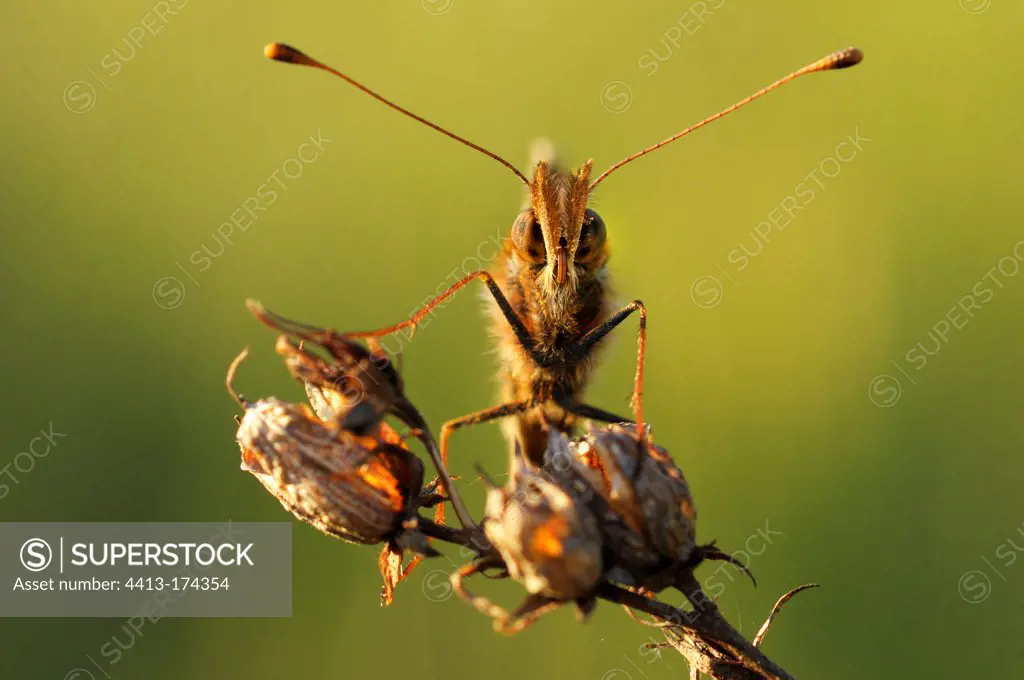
[530,220,543,247]
[513,212,547,263]
[577,209,606,259]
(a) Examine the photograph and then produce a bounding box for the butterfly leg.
[432,397,540,524]
[570,300,649,437]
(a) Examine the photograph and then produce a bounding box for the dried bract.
[246,300,473,529]
[248,299,409,428]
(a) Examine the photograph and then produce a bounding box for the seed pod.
[227,349,439,605]
[236,396,423,545]
[544,425,698,585]
[482,446,602,601]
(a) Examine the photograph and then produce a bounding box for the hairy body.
[490,160,617,462]
[343,156,646,478]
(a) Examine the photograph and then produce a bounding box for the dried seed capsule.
[451,447,602,633]
[583,425,697,563]
[227,349,440,605]
[236,396,423,545]
[544,425,698,586]
[482,446,603,601]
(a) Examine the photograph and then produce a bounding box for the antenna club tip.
[245,298,270,322]
[264,42,312,65]
[830,47,864,70]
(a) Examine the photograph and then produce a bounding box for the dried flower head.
[544,425,698,587]
[226,349,441,604]
[482,445,603,601]
[450,445,603,633]
[234,397,420,544]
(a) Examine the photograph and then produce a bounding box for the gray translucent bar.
[0,522,291,617]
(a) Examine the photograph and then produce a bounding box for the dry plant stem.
[596,582,790,680]
[401,409,476,530]
[416,518,797,680]
[417,517,489,552]
[662,628,763,680]
[672,572,795,680]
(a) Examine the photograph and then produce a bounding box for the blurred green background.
[2,0,1022,677]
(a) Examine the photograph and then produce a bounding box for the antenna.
[590,47,863,190]
[264,43,530,185]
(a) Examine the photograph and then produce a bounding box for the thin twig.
[753,584,819,648]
